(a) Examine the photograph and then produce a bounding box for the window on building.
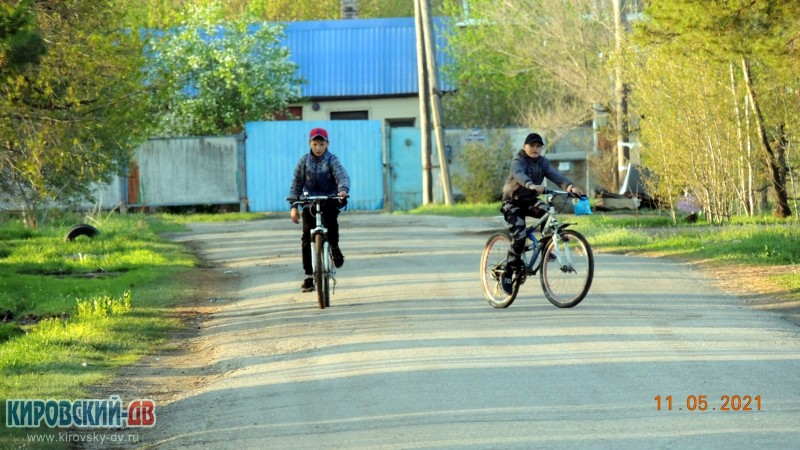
[330,110,369,120]
[272,106,303,121]
[387,118,415,128]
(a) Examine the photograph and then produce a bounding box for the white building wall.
[301,97,420,126]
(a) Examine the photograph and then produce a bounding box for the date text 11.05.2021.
[655,395,761,411]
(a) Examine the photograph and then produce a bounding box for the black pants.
[501,199,546,272]
[301,202,341,276]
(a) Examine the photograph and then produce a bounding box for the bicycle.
[480,189,594,309]
[288,194,345,309]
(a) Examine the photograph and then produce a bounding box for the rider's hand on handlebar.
[568,185,584,197]
[525,182,545,195]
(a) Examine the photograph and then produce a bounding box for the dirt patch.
[697,261,800,326]
[76,256,237,449]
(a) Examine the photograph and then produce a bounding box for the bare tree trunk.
[744,93,755,215]
[741,57,792,217]
[729,62,752,216]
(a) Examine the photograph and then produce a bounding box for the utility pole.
[612,0,630,192]
[413,0,433,205]
[418,0,453,205]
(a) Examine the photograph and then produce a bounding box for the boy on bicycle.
[500,132,583,294]
[288,127,350,292]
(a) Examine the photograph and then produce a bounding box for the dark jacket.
[501,150,572,203]
[289,150,350,199]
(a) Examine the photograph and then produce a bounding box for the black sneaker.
[331,246,344,268]
[500,272,514,295]
[301,277,314,292]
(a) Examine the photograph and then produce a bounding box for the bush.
[453,133,514,203]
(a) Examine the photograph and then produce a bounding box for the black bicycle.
[480,189,594,308]
[289,194,344,309]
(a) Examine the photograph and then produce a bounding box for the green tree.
[632,54,760,223]
[0,0,152,227]
[126,0,446,25]
[633,0,800,218]
[441,0,631,190]
[144,4,302,137]
[0,0,45,70]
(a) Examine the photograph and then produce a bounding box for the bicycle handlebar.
[542,188,585,199]
[287,194,346,208]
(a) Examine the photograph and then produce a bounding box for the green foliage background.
[452,133,513,203]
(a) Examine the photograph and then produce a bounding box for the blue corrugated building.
[283,17,453,100]
[245,17,456,212]
[278,17,453,123]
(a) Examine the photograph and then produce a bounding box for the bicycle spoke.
[480,232,518,308]
[540,230,593,308]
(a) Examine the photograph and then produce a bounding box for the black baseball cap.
[524,133,544,146]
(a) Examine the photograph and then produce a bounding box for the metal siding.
[132,136,240,206]
[245,121,383,212]
[283,18,453,98]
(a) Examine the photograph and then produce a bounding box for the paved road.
[145,214,799,449]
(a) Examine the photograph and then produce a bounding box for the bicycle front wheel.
[480,232,518,308]
[314,234,328,309]
[540,229,593,308]
[323,240,331,308]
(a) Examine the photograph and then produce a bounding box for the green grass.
[401,202,504,217]
[589,224,800,265]
[405,202,799,266]
[155,211,275,225]
[0,213,197,448]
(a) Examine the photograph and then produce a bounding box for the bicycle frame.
[520,191,572,275]
[311,198,335,281]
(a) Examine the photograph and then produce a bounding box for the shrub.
[453,133,514,203]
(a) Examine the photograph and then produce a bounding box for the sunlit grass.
[155,211,275,225]
[0,213,195,449]
[402,202,503,217]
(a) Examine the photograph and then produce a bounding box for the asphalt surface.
[142,213,799,449]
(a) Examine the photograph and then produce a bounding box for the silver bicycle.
[289,194,343,309]
[480,189,594,308]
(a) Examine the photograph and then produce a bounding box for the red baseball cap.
[309,128,329,141]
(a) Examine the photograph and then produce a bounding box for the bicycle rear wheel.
[540,229,593,308]
[480,232,519,308]
[314,234,328,309]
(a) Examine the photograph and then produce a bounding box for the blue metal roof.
[281,17,454,99]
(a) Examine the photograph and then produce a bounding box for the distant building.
[280,17,454,131]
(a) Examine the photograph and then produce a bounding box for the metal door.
[388,127,422,211]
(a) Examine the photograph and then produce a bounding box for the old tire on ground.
[64,224,100,242]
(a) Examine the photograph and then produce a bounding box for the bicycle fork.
[311,227,337,293]
[549,232,575,273]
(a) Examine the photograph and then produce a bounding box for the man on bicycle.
[500,132,584,295]
[288,128,350,292]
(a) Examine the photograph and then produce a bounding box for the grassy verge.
[406,202,800,298]
[0,213,195,448]
[154,211,275,225]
